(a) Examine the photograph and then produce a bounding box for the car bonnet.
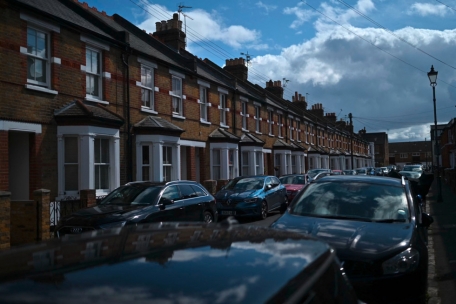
[271,213,413,260]
[0,224,333,304]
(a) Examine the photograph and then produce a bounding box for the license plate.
[221,211,236,215]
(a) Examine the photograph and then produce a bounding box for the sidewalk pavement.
[426,178,456,304]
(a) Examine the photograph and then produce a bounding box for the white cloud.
[136,6,262,50]
[407,3,448,17]
[255,1,277,15]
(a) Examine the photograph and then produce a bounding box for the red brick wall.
[0,191,11,249]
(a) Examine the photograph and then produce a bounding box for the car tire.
[203,211,214,223]
[260,201,268,220]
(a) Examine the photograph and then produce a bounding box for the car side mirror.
[421,213,434,228]
[159,197,173,207]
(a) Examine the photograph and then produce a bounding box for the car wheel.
[260,201,268,220]
[203,211,214,223]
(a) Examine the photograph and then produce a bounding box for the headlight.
[382,248,419,274]
[244,197,258,203]
[99,221,126,229]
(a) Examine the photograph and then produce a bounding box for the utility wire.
[335,0,456,70]
[435,0,456,13]
[131,0,298,96]
[304,1,456,90]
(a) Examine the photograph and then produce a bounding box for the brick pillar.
[202,180,217,195]
[33,189,51,242]
[200,148,207,182]
[0,191,11,249]
[30,133,43,199]
[187,147,196,181]
[0,131,8,191]
[216,180,229,192]
[80,189,96,208]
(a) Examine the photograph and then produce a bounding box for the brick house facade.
[0,0,372,204]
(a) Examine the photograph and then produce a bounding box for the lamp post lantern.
[427,65,443,202]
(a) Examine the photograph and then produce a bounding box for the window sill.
[220,124,229,129]
[241,128,249,133]
[278,136,284,139]
[255,131,262,135]
[85,96,109,105]
[268,133,275,137]
[25,84,58,95]
[200,119,211,125]
[172,114,186,120]
[141,107,158,115]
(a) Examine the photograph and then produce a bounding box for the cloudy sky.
[88,0,456,142]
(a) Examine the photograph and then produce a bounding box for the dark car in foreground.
[55,180,217,238]
[271,175,433,304]
[215,175,287,220]
[0,222,360,304]
[279,174,308,203]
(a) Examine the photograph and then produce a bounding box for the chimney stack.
[223,58,248,81]
[265,80,284,99]
[152,13,185,52]
[310,103,324,118]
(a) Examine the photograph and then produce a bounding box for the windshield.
[290,181,410,222]
[225,177,265,191]
[403,165,422,172]
[99,185,162,205]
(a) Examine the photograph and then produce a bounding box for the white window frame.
[140,65,154,110]
[254,104,261,133]
[241,151,249,176]
[278,114,283,138]
[20,13,60,94]
[241,99,248,131]
[63,136,79,195]
[94,137,110,191]
[85,46,103,100]
[26,26,50,88]
[136,135,181,182]
[268,110,274,136]
[198,80,211,123]
[289,118,293,141]
[219,91,229,127]
[57,126,120,199]
[212,149,221,180]
[296,121,300,142]
[400,153,408,158]
[162,146,173,182]
[210,143,239,180]
[169,69,185,118]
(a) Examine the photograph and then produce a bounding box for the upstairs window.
[254,105,261,133]
[296,121,300,141]
[219,92,228,126]
[241,100,248,130]
[171,76,183,116]
[198,81,211,123]
[27,27,49,87]
[289,118,293,140]
[141,65,154,109]
[86,47,102,99]
[268,110,274,135]
[278,114,283,138]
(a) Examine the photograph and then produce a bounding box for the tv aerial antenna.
[282,78,290,88]
[178,4,193,46]
[240,51,253,66]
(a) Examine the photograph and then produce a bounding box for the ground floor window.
[94,138,110,190]
[64,137,79,192]
[163,146,172,182]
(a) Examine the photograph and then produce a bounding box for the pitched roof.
[134,116,184,135]
[54,100,124,127]
[208,128,240,142]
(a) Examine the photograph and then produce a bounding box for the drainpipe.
[122,51,132,182]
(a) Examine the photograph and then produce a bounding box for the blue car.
[215,175,287,220]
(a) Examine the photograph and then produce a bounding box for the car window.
[265,177,273,187]
[131,187,162,205]
[290,181,410,221]
[161,185,181,201]
[190,185,208,197]
[272,176,280,186]
[99,185,148,205]
[226,177,264,191]
[178,184,197,199]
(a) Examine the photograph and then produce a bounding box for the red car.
[279,174,308,203]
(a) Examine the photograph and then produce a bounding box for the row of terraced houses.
[0,0,374,203]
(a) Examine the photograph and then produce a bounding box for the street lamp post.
[427,65,443,202]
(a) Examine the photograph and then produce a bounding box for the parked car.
[343,169,357,175]
[279,174,308,203]
[332,169,345,175]
[355,167,375,176]
[399,170,422,179]
[271,175,433,304]
[54,180,217,238]
[403,164,424,172]
[214,175,287,220]
[307,168,333,182]
[0,222,360,304]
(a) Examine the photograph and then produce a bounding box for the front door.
[9,131,30,200]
